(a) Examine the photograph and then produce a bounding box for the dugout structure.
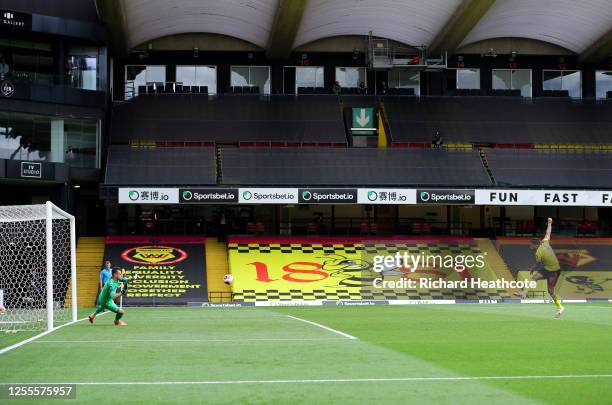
[0,202,77,333]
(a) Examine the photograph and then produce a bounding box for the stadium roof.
[97,0,612,61]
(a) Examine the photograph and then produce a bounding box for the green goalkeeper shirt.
[98,277,128,303]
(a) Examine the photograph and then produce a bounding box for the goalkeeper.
[89,268,130,326]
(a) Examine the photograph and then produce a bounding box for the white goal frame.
[45,201,78,330]
[0,201,77,333]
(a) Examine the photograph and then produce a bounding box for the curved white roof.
[461,0,612,53]
[294,0,462,48]
[120,0,612,54]
[122,0,279,48]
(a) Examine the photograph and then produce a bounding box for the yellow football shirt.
[535,239,560,271]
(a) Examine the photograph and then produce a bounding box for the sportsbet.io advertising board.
[117,188,612,206]
[104,236,206,305]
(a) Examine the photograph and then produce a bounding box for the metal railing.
[5,70,103,91]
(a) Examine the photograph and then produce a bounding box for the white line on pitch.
[286,315,357,340]
[4,375,612,386]
[0,312,109,356]
[36,337,347,344]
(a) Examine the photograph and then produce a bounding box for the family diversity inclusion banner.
[104,236,206,305]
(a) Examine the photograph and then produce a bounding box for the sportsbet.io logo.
[128,190,140,201]
[242,191,253,200]
[367,191,378,201]
[121,245,189,265]
[298,189,357,204]
[417,189,474,205]
[179,188,238,203]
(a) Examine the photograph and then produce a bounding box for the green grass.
[1,304,612,404]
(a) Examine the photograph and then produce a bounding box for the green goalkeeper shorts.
[101,300,120,313]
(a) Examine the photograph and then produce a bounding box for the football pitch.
[1,304,612,404]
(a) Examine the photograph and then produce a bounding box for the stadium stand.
[104,145,217,185]
[110,94,346,145]
[486,149,612,187]
[383,97,612,145]
[219,147,492,186]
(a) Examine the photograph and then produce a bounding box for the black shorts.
[532,266,561,294]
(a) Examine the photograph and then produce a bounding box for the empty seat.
[486,149,612,187]
[219,147,491,186]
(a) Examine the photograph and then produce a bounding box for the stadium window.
[230,66,270,94]
[68,46,99,91]
[0,111,99,168]
[176,65,217,94]
[124,65,166,99]
[492,69,532,97]
[295,66,324,93]
[543,70,581,98]
[595,71,612,100]
[456,68,480,89]
[336,67,366,89]
[388,70,420,95]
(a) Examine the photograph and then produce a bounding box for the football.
[223,274,234,285]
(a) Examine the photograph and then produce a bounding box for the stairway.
[475,238,517,294]
[205,238,232,302]
[215,145,223,184]
[67,237,105,308]
[478,147,496,184]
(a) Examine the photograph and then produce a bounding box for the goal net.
[0,202,77,334]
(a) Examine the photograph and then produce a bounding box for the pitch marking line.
[0,312,109,356]
[286,315,358,340]
[4,375,612,386]
[35,338,347,344]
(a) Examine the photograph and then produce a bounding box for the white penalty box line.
[35,337,348,344]
[6,374,612,386]
[286,315,358,340]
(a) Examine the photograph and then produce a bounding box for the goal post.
[0,202,77,334]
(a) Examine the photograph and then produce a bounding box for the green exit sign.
[351,108,376,135]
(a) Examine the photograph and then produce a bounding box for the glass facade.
[0,111,99,168]
[388,70,420,95]
[230,66,270,94]
[543,70,581,98]
[595,71,612,100]
[125,65,167,98]
[295,66,324,92]
[336,67,366,88]
[456,68,480,89]
[176,65,217,94]
[492,69,532,97]
[0,38,102,90]
[67,46,99,90]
